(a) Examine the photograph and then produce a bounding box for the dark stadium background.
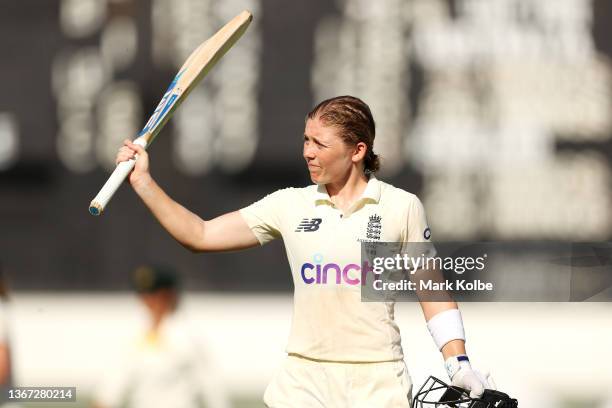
[1,0,612,294]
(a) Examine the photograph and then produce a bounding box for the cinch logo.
[295,218,322,232]
[300,254,373,285]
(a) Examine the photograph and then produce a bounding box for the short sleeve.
[239,189,289,245]
[402,196,436,259]
[406,196,432,243]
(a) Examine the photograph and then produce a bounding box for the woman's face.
[303,117,355,185]
[139,289,176,318]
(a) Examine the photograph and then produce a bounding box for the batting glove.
[445,355,496,398]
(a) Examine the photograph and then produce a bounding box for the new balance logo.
[295,218,323,232]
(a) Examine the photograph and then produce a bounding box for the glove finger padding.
[451,370,485,398]
[474,370,496,390]
[482,371,496,390]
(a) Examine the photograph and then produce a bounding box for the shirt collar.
[314,175,381,205]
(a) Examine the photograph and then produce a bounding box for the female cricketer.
[116,96,494,407]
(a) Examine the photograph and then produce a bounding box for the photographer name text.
[373,279,493,292]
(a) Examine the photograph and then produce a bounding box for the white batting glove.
[445,355,496,398]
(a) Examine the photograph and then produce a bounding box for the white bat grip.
[89,138,147,216]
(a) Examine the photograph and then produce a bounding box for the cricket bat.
[89,10,253,216]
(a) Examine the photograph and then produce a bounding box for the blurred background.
[0,0,611,407]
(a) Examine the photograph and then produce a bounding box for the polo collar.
[314,175,381,205]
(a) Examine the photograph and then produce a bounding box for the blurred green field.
[20,396,265,408]
[15,393,610,408]
[18,397,608,408]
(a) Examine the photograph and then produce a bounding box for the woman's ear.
[352,142,368,163]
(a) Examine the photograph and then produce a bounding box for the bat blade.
[88,10,253,216]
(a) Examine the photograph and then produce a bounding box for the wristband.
[427,308,465,350]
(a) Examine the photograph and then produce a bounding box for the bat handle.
[88,138,147,216]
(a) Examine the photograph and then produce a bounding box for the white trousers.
[264,355,412,408]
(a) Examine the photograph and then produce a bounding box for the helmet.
[412,376,518,408]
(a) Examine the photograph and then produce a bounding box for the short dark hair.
[132,264,178,293]
[307,95,380,173]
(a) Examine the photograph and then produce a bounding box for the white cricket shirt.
[240,176,431,362]
[94,313,230,408]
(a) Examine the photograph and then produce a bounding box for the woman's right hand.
[116,139,151,188]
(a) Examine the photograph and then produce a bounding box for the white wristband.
[427,308,465,350]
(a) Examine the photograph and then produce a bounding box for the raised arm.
[118,140,259,252]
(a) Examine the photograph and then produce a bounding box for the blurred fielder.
[0,264,14,407]
[92,265,230,408]
[116,96,493,407]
